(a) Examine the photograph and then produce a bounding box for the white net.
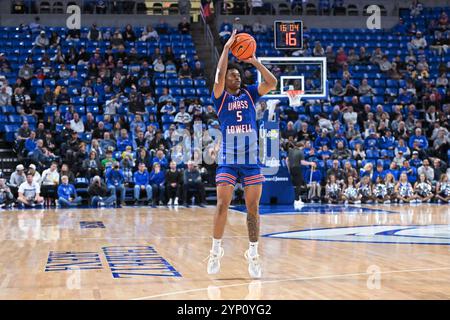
[286,90,304,107]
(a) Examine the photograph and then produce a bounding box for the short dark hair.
[227,62,243,78]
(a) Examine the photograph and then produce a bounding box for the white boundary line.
[131,266,450,300]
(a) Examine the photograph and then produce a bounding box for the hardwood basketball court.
[0,204,449,300]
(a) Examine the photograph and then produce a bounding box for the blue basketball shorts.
[216,165,265,187]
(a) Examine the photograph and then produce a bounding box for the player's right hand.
[224,29,237,49]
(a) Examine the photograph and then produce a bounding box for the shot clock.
[274,20,304,50]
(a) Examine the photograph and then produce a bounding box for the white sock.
[249,241,258,257]
[211,238,222,254]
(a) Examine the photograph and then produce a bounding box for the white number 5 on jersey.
[236,110,242,122]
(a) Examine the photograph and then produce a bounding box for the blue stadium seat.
[193,79,207,87]
[1,105,16,114]
[75,106,86,114]
[183,88,196,96]
[360,96,372,104]
[71,97,85,105]
[161,115,174,124]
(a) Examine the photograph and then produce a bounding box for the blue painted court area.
[231,204,398,215]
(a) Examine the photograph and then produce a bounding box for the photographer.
[105,161,126,206]
[88,176,116,207]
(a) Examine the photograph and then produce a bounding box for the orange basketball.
[230,33,257,60]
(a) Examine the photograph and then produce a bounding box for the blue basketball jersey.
[211,84,261,166]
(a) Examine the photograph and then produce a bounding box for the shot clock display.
[274,20,304,50]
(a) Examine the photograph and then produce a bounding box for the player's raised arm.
[243,55,278,96]
[213,30,237,99]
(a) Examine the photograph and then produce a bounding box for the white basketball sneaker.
[245,250,262,278]
[294,198,304,209]
[174,197,179,206]
[206,247,224,275]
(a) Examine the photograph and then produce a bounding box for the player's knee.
[246,203,259,215]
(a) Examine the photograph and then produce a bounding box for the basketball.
[230,33,257,60]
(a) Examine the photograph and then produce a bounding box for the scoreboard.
[274,20,304,50]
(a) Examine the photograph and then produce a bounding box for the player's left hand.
[241,54,258,65]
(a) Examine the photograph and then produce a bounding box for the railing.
[9,0,202,15]
[217,0,403,17]
[200,3,220,87]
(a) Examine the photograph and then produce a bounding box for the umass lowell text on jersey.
[212,84,261,166]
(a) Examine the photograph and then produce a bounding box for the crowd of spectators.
[0,18,216,208]
[220,2,450,204]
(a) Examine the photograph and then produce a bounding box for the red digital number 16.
[285,32,297,46]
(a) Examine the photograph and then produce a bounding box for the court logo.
[264,225,450,245]
[366,5,381,30]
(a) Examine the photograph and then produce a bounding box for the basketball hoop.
[286,90,304,107]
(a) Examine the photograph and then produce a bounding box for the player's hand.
[241,54,258,65]
[224,29,237,49]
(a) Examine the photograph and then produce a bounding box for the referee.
[286,142,315,207]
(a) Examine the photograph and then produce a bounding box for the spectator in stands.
[148,163,165,207]
[57,175,82,207]
[93,122,108,140]
[155,19,169,35]
[358,79,375,96]
[28,164,41,183]
[129,91,146,115]
[32,139,55,169]
[418,159,434,182]
[133,163,152,205]
[116,129,133,152]
[111,31,124,49]
[178,63,192,79]
[335,48,348,67]
[106,161,126,206]
[166,161,182,206]
[70,113,85,134]
[40,162,59,207]
[408,31,427,51]
[409,150,423,168]
[8,164,26,196]
[56,87,70,105]
[0,86,11,106]
[140,25,159,41]
[33,31,49,50]
[304,163,322,202]
[174,105,192,124]
[17,172,44,207]
[219,20,232,45]
[0,174,14,208]
[82,150,102,179]
[252,19,267,34]
[88,175,116,207]
[122,24,136,42]
[182,161,205,207]
[409,128,428,149]
[232,17,244,33]
[178,17,191,34]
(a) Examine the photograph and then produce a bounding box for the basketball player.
[207,30,277,278]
